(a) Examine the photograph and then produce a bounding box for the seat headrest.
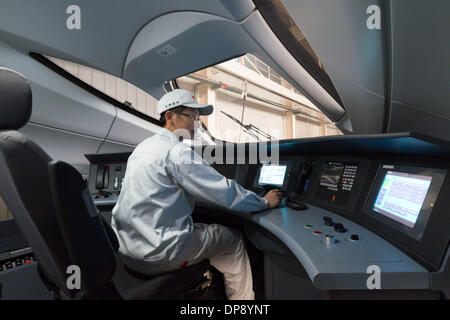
[0,67,32,130]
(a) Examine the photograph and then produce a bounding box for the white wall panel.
[137,88,147,114]
[126,82,137,107]
[92,69,105,92]
[146,94,158,118]
[105,73,116,98]
[116,79,127,103]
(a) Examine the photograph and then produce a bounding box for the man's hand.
[264,189,283,208]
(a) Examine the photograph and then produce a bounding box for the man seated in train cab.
[111,89,283,300]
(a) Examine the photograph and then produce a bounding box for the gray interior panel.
[0,0,255,77]
[280,0,387,134]
[324,63,385,134]
[0,263,54,300]
[335,114,353,134]
[281,0,386,97]
[105,108,159,146]
[19,122,102,174]
[430,246,450,299]
[97,140,136,155]
[265,252,326,300]
[388,102,450,142]
[124,11,253,94]
[390,0,450,121]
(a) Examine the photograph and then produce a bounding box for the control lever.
[96,165,105,189]
[323,216,334,226]
[333,223,347,233]
[285,192,307,211]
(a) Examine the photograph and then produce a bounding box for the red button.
[313,231,322,235]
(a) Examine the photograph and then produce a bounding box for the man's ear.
[165,110,174,124]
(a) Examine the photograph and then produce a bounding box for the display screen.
[258,165,288,187]
[373,171,432,228]
[315,162,358,204]
[364,164,446,241]
[321,164,345,185]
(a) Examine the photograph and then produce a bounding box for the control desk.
[86,132,450,297]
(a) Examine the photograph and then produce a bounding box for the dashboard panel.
[86,132,450,294]
[230,155,449,272]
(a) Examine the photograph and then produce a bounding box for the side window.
[0,196,13,221]
[46,56,160,121]
[176,54,342,143]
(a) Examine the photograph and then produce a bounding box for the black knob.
[350,234,359,241]
[323,216,334,226]
[334,223,347,233]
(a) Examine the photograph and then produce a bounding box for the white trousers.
[182,223,255,300]
[122,223,255,300]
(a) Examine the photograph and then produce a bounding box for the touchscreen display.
[258,165,287,187]
[364,164,446,241]
[373,171,432,228]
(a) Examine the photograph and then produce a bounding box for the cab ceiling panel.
[281,0,387,134]
[388,0,450,141]
[0,0,255,77]
[123,11,254,97]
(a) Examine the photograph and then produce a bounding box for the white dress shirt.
[111,128,268,265]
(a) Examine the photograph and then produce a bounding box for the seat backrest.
[0,67,72,297]
[48,160,120,298]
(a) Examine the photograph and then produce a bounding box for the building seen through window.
[176,54,342,143]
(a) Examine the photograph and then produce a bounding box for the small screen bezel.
[314,161,359,205]
[257,164,288,187]
[363,164,446,241]
[253,161,293,191]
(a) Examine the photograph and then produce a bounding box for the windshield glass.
[176,54,342,144]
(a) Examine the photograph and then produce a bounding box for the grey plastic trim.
[198,202,430,290]
[105,108,160,146]
[335,114,353,134]
[0,0,256,77]
[19,123,102,173]
[430,245,450,299]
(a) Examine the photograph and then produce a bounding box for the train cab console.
[86,132,450,299]
[85,153,131,209]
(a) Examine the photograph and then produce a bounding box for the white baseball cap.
[157,89,213,116]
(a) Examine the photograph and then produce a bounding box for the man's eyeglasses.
[174,111,200,120]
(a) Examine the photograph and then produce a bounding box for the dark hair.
[159,106,187,126]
